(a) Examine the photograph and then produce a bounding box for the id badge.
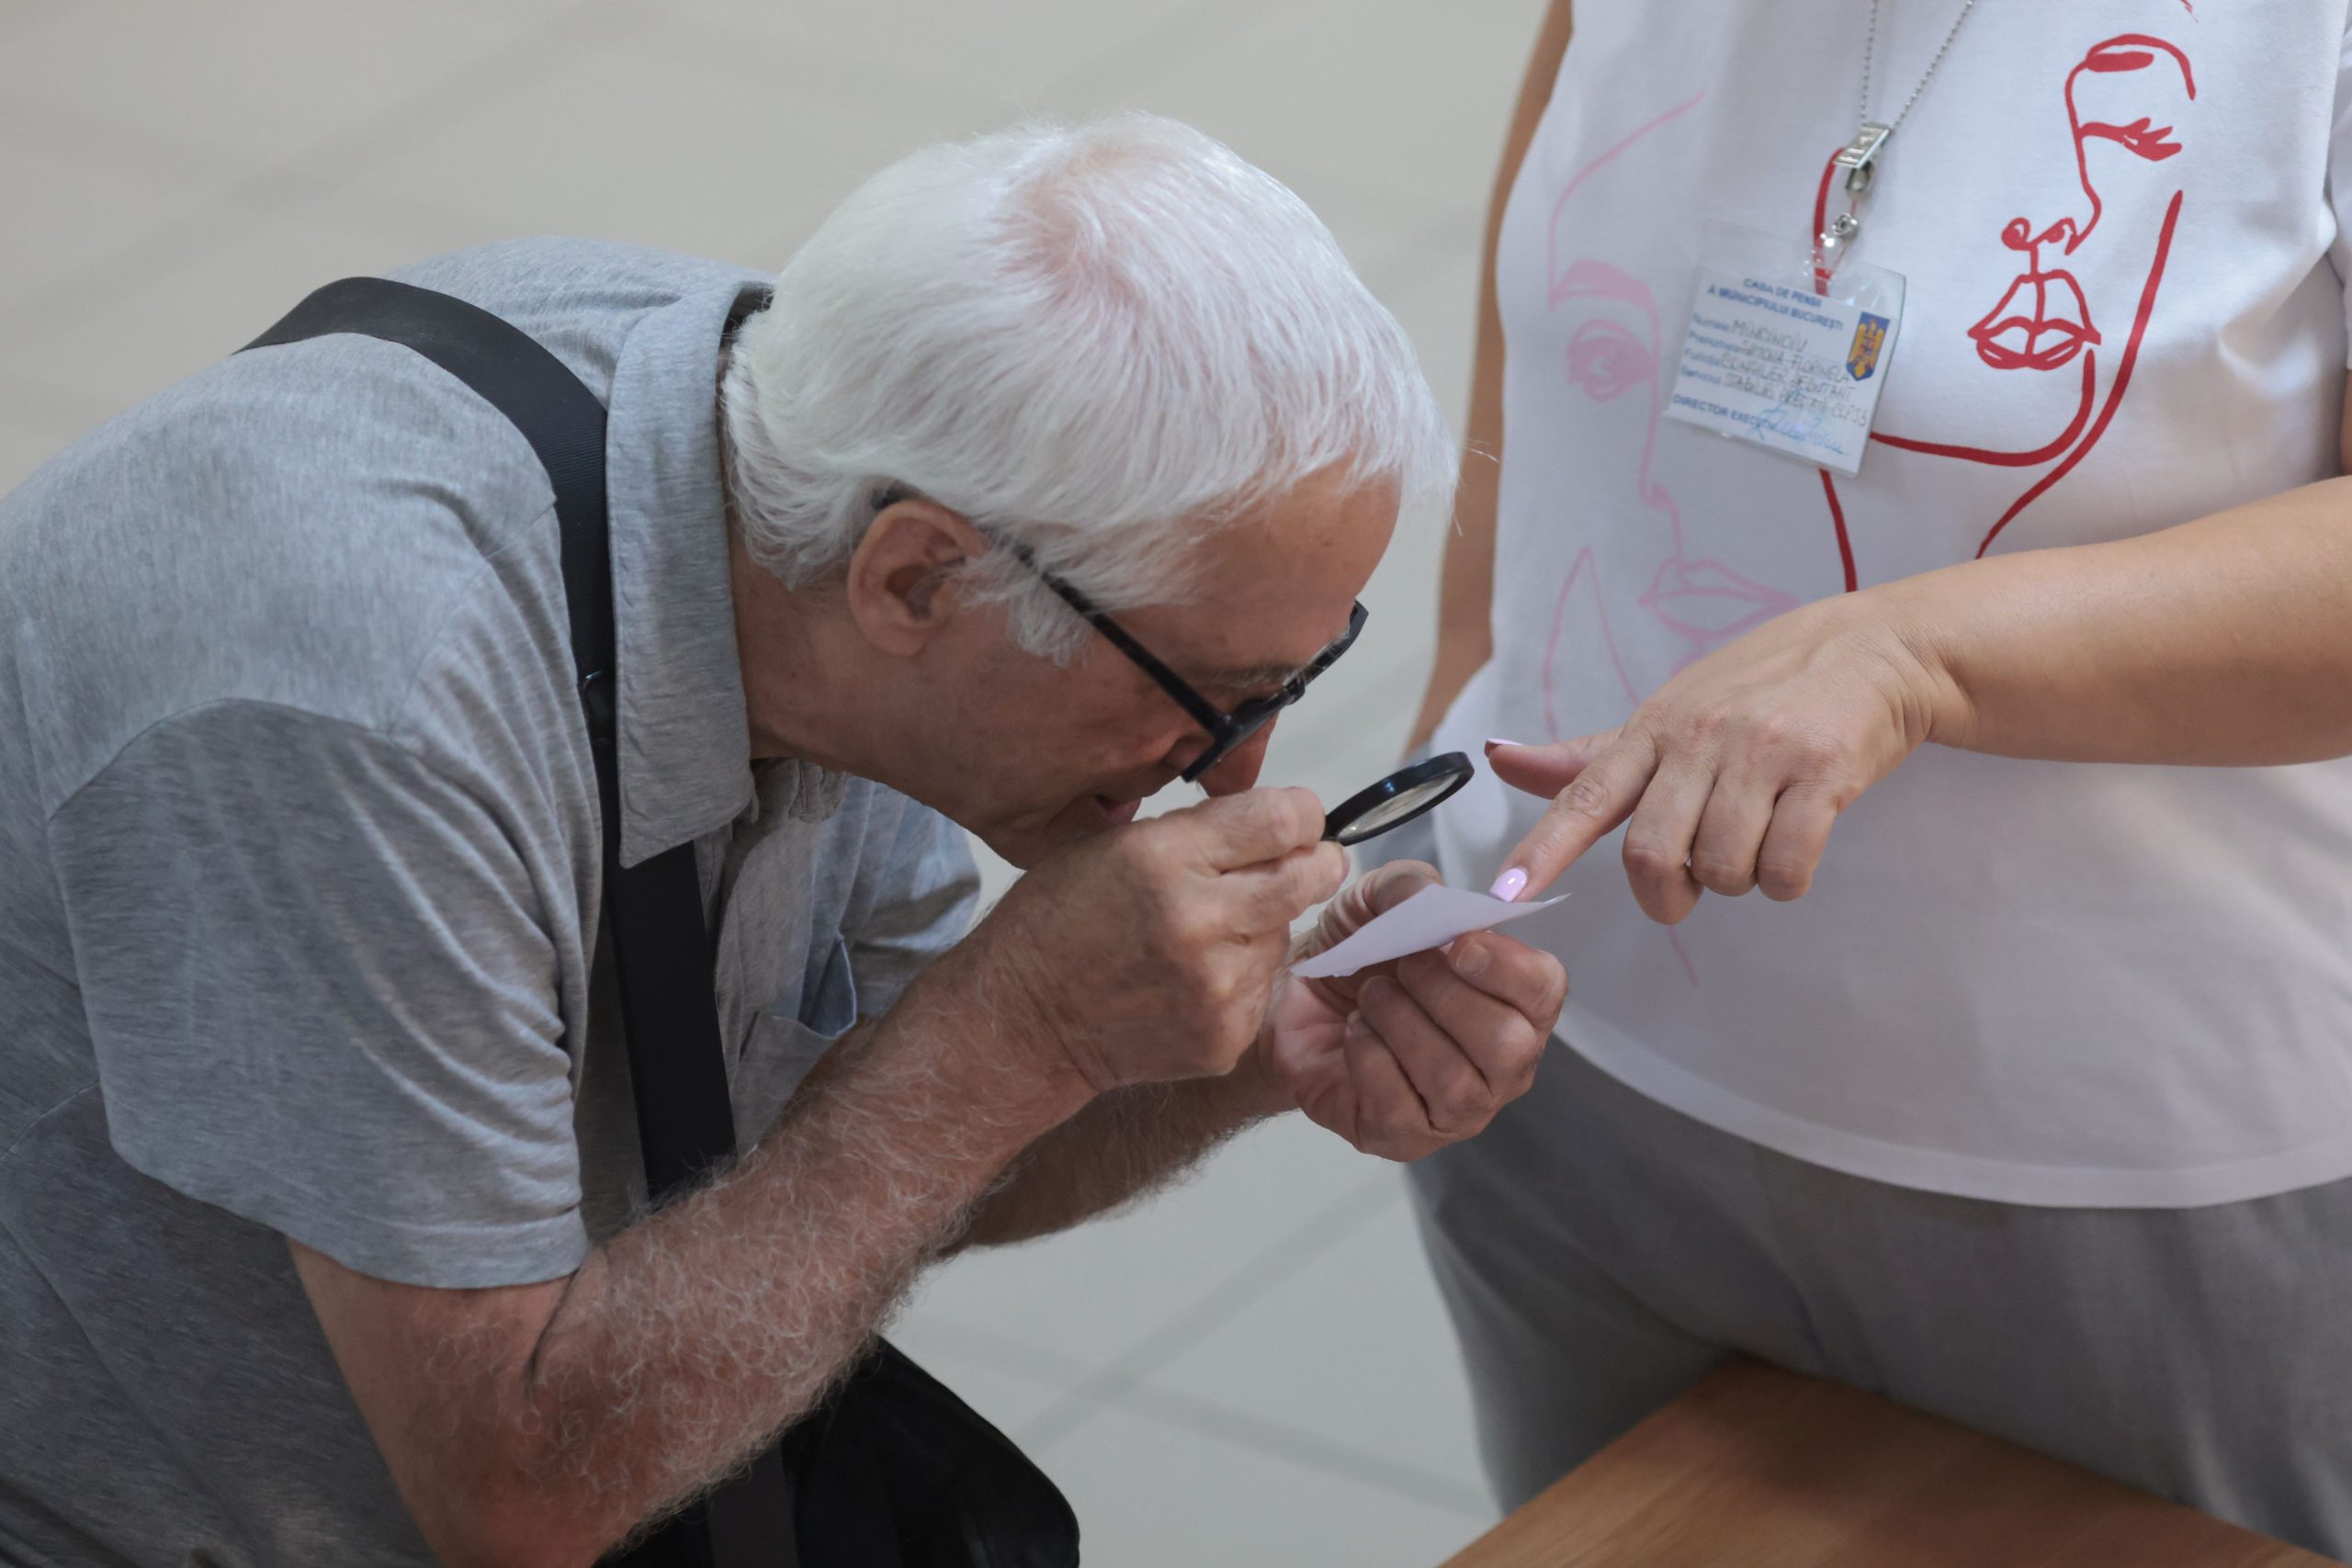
[1664,221,1905,478]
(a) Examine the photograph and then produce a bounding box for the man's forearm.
[958,1047,1293,1249]
[1880,475,2352,768]
[447,964,1092,1559]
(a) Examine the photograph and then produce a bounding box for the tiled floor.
[2,2,1547,1560]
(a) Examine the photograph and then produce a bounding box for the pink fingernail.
[1485,738,1523,750]
[1489,867,1528,903]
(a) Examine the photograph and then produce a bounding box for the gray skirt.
[1410,1040,2352,1561]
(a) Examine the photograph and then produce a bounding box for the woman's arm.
[1406,0,1577,752]
[1895,470,2352,767]
[1492,384,2352,921]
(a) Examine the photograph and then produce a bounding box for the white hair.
[720,114,1455,660]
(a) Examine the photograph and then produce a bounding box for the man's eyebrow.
[1200,658,1312,693]
[1187,615,1358,694]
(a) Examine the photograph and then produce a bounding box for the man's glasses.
[1018,549,1476,845]
[868,487,1473,846]
[1017,555,1367,784]
[870,485,1363,784]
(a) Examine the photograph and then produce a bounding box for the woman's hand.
[1489,592,1961,922]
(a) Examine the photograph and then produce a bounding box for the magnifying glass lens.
[1322,751,1476,847]
[1346,780,1454,836]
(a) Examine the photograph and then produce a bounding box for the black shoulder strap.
[246,278,617,709]
[246,276,754,1199]
[242,278,790,1567]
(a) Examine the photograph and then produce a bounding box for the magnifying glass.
[1321,751,1476,847]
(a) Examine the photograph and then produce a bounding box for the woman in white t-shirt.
[1406,1,2352,1552]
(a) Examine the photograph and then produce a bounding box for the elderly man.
[0,116,1564,1565]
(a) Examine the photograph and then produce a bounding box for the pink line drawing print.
[1547,93,1801,681]
[1542,96,1721,987]
[1542,545,1700,986]
[1539,546,1635,748]
[1817,31,2195,570]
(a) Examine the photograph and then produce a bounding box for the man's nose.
[1192,722,1278,796]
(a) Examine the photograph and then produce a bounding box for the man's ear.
[843,496,987,656]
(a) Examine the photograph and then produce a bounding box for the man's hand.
[1489,592,1951,920]
[290,793,1348,1566]
[1260,861,1564,1161]
[968,786,1348,1093]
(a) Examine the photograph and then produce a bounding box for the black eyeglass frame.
[871,484,1366,784]
[1020,555,1368,784]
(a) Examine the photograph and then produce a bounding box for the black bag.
[244,276,1080,1568]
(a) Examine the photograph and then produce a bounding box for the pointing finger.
[1490,728,1660,900]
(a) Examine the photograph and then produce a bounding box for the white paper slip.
[1291,886,1566,980]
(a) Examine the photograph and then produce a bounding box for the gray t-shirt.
[0,239,978,1565]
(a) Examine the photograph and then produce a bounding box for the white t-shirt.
[1432,0,2352,1206]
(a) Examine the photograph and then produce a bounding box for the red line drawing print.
[1818,32,2196,568]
